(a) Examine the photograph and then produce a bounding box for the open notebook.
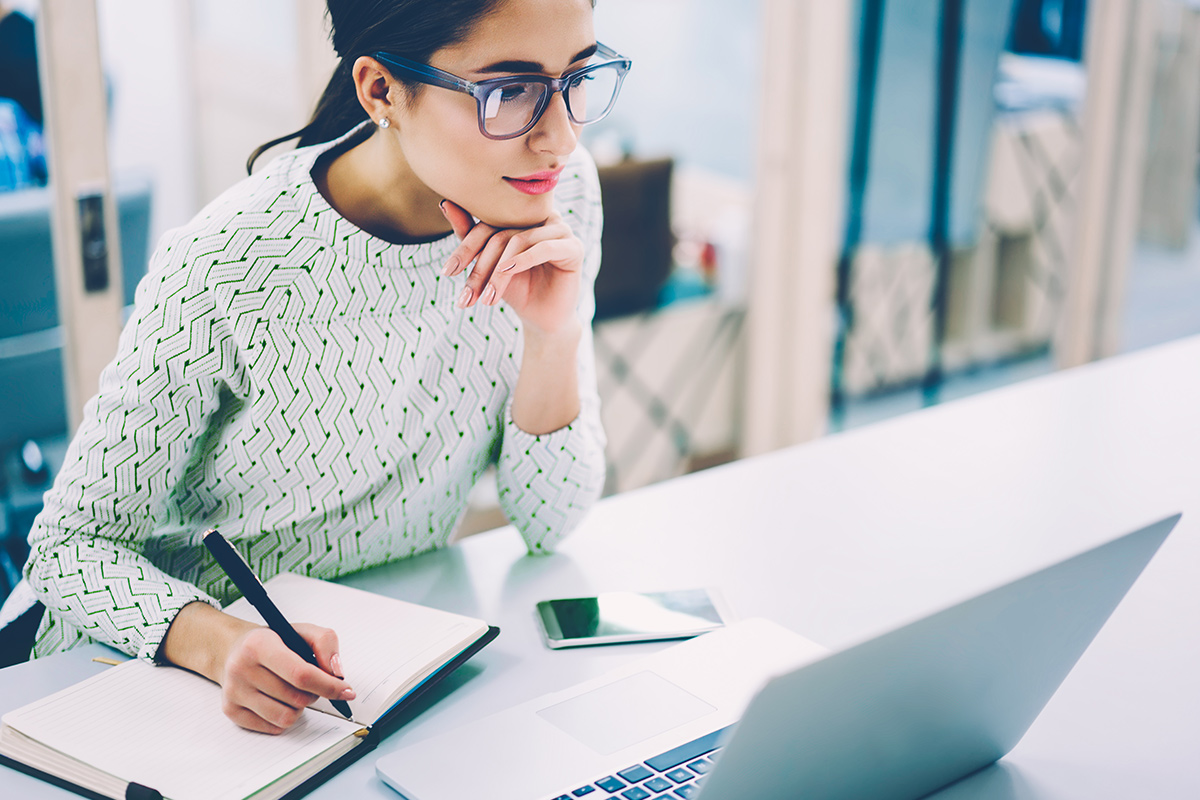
[0,574,498,800]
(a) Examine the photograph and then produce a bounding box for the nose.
[530,91,578,155]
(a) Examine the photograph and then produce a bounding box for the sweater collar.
[285,122,459,270]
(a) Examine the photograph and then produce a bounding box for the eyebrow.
[475,44,599,76]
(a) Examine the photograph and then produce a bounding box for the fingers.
[441,209,499,279]
[461,231,514,308]
[223,703,287,735]
[221,626,356,734]
[437,204,582,309]
[222,664,316,733]
[481,236,584,307]
[296,623,343,678]
[256,631,353,700]
[439,199,474,240]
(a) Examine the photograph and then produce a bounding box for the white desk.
[3,335,1198,799]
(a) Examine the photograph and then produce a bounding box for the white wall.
[97,0,198,245]
[592,0,763,181]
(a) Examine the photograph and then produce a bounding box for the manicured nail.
[339,687,357,701]
[438,199,447,214]
[330,653,342,677]
[442,256,459,276]
[457,286,473,308]
[482,285,497,305]
[499,261,516,273]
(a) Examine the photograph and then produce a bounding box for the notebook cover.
[371,624,501,739]
[0,752,118,800]
[283,624,500,799]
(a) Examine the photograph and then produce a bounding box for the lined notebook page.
[225,574,487,722]
[3,660,360,800]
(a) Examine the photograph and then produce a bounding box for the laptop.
[376,514,1180,800]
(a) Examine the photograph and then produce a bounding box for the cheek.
[397,105,557,228]
[413,141,553,227]
[404,122,483,189]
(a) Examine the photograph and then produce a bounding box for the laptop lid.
[695,513,1180,800]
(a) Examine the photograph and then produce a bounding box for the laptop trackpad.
[536,671,716,755]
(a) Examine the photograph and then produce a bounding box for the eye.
[498,83,532,103]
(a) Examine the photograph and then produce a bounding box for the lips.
[504,168,564,195]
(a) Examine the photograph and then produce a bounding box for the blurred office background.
[2,0,1199,596]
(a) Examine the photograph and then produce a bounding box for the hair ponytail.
[246,0,502,175]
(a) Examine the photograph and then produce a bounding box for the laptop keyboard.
[548,726,733,800]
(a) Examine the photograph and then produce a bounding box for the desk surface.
[4,335,1199,799]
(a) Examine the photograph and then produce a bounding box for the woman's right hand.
[218,622,356,734]
[161,601,356,734]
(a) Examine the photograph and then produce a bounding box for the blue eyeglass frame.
[369,42,632,140]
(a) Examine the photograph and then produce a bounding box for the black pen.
[202,528,354,719]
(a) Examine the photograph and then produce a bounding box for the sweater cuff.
[497,401,604,554]
[138,592,223,664]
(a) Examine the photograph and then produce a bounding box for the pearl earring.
[378,117,390,129]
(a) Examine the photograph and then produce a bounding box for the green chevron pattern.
[22,125,606,662]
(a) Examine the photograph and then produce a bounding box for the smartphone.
[535,588,730,648]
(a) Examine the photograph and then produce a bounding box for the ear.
[351,56,401,126]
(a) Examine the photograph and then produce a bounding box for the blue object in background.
[0,177,153,602]
[1009,0,1087,61]
[849,0,1019,248]
[0,98,46,192]
[0,177,152,452]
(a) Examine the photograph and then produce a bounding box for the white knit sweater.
[22,126,606,660]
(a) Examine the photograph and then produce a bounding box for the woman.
[11,0,625,733]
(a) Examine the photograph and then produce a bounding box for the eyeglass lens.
[481,63,622,137]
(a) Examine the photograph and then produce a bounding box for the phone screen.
[536,589,726,647]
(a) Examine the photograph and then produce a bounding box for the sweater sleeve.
[23,233,231,662]
[495,150,608,553]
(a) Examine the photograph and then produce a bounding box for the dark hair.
[246,0,501,174]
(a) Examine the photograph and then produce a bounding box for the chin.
[475,194,556,230]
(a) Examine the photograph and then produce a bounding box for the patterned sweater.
[22,126,607,661]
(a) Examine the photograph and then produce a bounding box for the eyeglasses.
[370,42,632,140]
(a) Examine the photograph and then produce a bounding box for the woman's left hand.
[439,200,583,338]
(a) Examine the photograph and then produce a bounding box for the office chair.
[593,157,675,321]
